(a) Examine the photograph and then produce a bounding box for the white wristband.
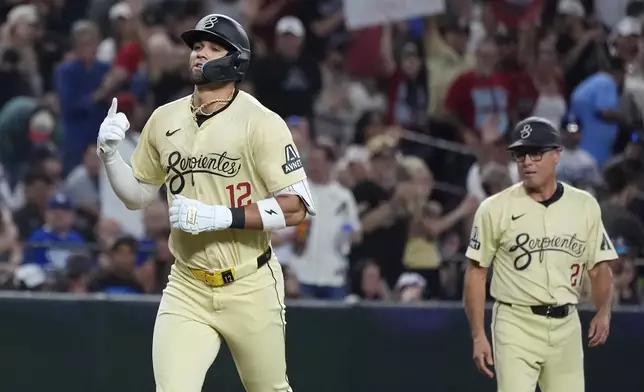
[257,198,286,230]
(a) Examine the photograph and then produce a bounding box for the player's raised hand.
[472,335,495,378]
[97,97,130,159]
[588,311,610,347]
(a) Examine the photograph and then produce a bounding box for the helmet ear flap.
[234,48,251,81]
[201,53,241,83]
[237,48,251,62]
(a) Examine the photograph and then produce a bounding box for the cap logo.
[520,124,532,139]
[203,16,218,29]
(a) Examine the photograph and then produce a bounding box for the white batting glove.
[169,195,232,234]
[97,97,130,164]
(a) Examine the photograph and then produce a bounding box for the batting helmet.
[507,116,562,150]
[181,14,251,83]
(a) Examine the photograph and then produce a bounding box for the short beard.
[189,69,228,90]
[189,68,209,85]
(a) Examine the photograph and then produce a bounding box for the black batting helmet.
[181,14,251,83]
[507,116,562,150]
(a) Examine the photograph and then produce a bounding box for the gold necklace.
[190,90,235,118]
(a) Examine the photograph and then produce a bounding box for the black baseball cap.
[507,117,562,150]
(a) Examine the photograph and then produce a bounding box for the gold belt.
[189,247,272,287]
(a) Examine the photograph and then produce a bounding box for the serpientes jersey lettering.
[466,182,617,306]
[130,90,307,270]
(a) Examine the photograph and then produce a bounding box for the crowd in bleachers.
[0,0,642,305]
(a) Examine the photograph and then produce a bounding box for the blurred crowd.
[0,0,642,306]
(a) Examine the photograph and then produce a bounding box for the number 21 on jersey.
[570,263,586,287]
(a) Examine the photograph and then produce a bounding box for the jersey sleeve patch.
[469,225,481,250]
[281,144,303,174]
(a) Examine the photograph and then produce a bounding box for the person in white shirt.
[290,143,361,299]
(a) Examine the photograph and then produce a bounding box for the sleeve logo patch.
[282,144,303,174]
[600,232,612,251]
[469,226,481,250]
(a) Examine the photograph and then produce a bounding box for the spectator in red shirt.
[93,2,144,104]
[345,26,383,79]
[246,0,299,55]
[490,0,542,30]
[444,37,515,146]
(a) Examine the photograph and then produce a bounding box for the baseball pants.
[152,259,292,392]
[491,302,584,392]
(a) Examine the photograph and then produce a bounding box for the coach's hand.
[472,335,494,378]
[169,195,232,234]
[97,97,130,160]
[588,311,610,347]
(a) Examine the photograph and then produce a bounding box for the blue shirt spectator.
[54,20,110,174]
[25,193,85,269]
[570,70,622,167]
[137,237,155,266]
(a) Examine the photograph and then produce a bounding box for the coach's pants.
[491,302,584,392]
[152,260,292,392]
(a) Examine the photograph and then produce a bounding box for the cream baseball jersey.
[130,90,307,270]
[466,182,617,305]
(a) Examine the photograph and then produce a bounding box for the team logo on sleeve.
[282,144,303,174]
[600,233,612,251]
[469,226,481,250]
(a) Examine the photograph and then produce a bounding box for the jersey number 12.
[226,182,252,208]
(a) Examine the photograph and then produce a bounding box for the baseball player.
[96,14,315,392]
[463,117,616,392]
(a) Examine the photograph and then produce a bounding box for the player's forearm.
[221,195,305,231]
[237,195,306,230]
[464,261,488,339]
[589,263,614,316]
[101,151,160,210]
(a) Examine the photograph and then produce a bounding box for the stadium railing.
[0,292,641,392]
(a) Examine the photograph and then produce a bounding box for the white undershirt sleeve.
[102,152,161,210]
[273,179,316,215]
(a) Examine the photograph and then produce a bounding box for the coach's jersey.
[130,90,307,270]
[466,182,617,306]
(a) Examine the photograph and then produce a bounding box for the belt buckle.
[546,305,568,318]
[201,272,220,287]
[203,268,236,287]
[219,268,236,284]
[561,304,569,317]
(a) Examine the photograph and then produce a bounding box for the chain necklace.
[190,89,236,120]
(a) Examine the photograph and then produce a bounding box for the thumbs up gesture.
[97,97,130,161]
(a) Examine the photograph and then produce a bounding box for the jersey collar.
[538,182,564,208]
